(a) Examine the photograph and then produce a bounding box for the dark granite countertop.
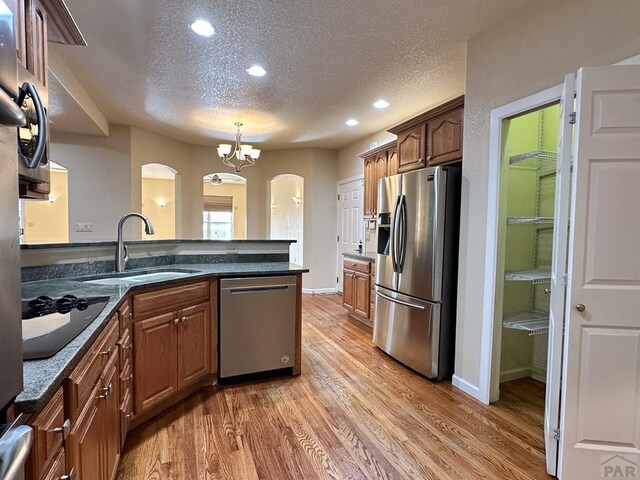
[343,252,377,262]
[16,262,308,414]
[22,239,296,249]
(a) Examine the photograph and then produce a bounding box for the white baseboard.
[302,288,337,295]
[500,367,531,383]
[530,370,547,384]
[452,375,484,403]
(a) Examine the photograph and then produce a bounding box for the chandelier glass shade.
[217,122,261,173]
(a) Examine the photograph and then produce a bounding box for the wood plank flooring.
[116,294,552,480]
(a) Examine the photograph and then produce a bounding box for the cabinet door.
[66,382,102,480]
[397,124,426,173]
[387,146,399,177]
[5,0,27,66]
[372,152,388,216]
[342,270,355,310]
[363,157,376,217]
[353,272,370,318]
[27,0,47,86]
[177,302,210,389]
[133,312,178,414]
[426,107,463,166]
[101,353,120,480]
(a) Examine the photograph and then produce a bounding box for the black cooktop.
[22,295,110,360]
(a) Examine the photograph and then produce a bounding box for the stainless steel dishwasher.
[219,276,297,379]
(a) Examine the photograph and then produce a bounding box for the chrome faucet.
[116,212,154,272]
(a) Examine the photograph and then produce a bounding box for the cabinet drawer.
[26,388,66,480]
[120,388,132,448]
[41,447,66,480]
[118,327,132,367]
[65,315,119,421]
[343,258,371,274]
[133,280,209,319]
[120,356,133,399]
[119,300,131,335]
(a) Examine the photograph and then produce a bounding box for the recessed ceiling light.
[246,65,266,77]
[345,119,359,127]
[190,19,215,37]
[373,99,390,109]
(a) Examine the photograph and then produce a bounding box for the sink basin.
[82,270,196,286]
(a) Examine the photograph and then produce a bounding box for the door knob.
[575,304,586,312]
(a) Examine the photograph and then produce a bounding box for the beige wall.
[50,126,133,241]
[141,178,175,239]
[203,181,247,239]
[22,169,69,244]
[455,0,640,390]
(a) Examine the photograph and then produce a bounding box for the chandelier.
[217,122,261,173]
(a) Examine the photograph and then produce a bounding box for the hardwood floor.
[116,294,551,480]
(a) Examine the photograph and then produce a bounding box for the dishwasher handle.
[229,285,290,295]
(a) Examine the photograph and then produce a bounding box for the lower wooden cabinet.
[41,448,67,480]
[178,302,210,389]
[342,258,375,327]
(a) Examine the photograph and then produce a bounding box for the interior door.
[545,73,574,476]
[558,65,640,479]
[337,179,364,293]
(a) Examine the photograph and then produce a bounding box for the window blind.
[203,195,233,213]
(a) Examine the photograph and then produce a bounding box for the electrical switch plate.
[74,223,94,232]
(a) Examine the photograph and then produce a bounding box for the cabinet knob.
[173,317,180,325]
[125,412,134,419]
[181,316,188,323]
[53,419,71,440]
[99,346,113,357]
[59,467,76,480]
[121,373,133,382]
[426,155,432,161]
[575,304,586,312]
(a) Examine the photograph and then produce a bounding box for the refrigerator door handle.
[0,89,26,127]
[375,290,426,310]
[397,195,407,272]
[391,195,401,272]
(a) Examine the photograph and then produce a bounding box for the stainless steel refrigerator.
[373,166,461,380]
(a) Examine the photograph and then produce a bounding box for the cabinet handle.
[98,383,113,399]
[118,340,132,350]
[59,467,76,480]
[173,317,180,325]
[52,419,71,440]
[125,412,134,419]
[121,373,133,381]
[181,316,188,323]
[99,346,113,357]
[426,155,432,161]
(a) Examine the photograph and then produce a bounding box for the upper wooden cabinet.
[27,0,48,86]
[388,95,465,172]
[426,106,464,166]
[396,124,426,173]
[362,141,396,218]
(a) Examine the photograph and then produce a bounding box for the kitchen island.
[15,240,308,480]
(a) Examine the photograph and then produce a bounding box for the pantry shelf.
[509,150,557,176]
[503,311,549,336]
[507,216,554,229]
[504,268,552,284]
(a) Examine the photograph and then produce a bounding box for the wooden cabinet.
[342,258,375,327]
[178,303,211,389]
[397,124,426,173]
[27,0,47,86]
[132,280,212,417]
[25,388,68,480]
[426,106,464,166]
[361,141,397,218]
[133,311,179,414]
[101,353,121,480]
[363,156,376,217]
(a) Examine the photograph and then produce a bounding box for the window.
[203,195,234,239]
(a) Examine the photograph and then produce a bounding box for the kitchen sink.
[81,269,197,286]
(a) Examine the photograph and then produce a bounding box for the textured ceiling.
[53,0,530,150]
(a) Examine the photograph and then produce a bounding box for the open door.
[558,65,640,479]
[545,73,574,476]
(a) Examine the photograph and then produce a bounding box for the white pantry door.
[337,178,364,293]
[559,65,640,479]
[546,73,575,477]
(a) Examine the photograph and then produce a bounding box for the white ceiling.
[53,0,530,150]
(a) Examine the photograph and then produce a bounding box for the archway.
[269,174,304,265]
[202,173,247,239]
[141,163,178,239]
[20,161,69,244]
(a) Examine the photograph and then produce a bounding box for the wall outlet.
[74,223,94,232]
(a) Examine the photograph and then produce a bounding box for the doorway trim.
[477,83,563,404]
[336,174,365,294]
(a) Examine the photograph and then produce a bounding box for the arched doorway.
[141,163,178,239]
[202,173,247,239]
[270,174,303,265]
[20,161,69,244]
